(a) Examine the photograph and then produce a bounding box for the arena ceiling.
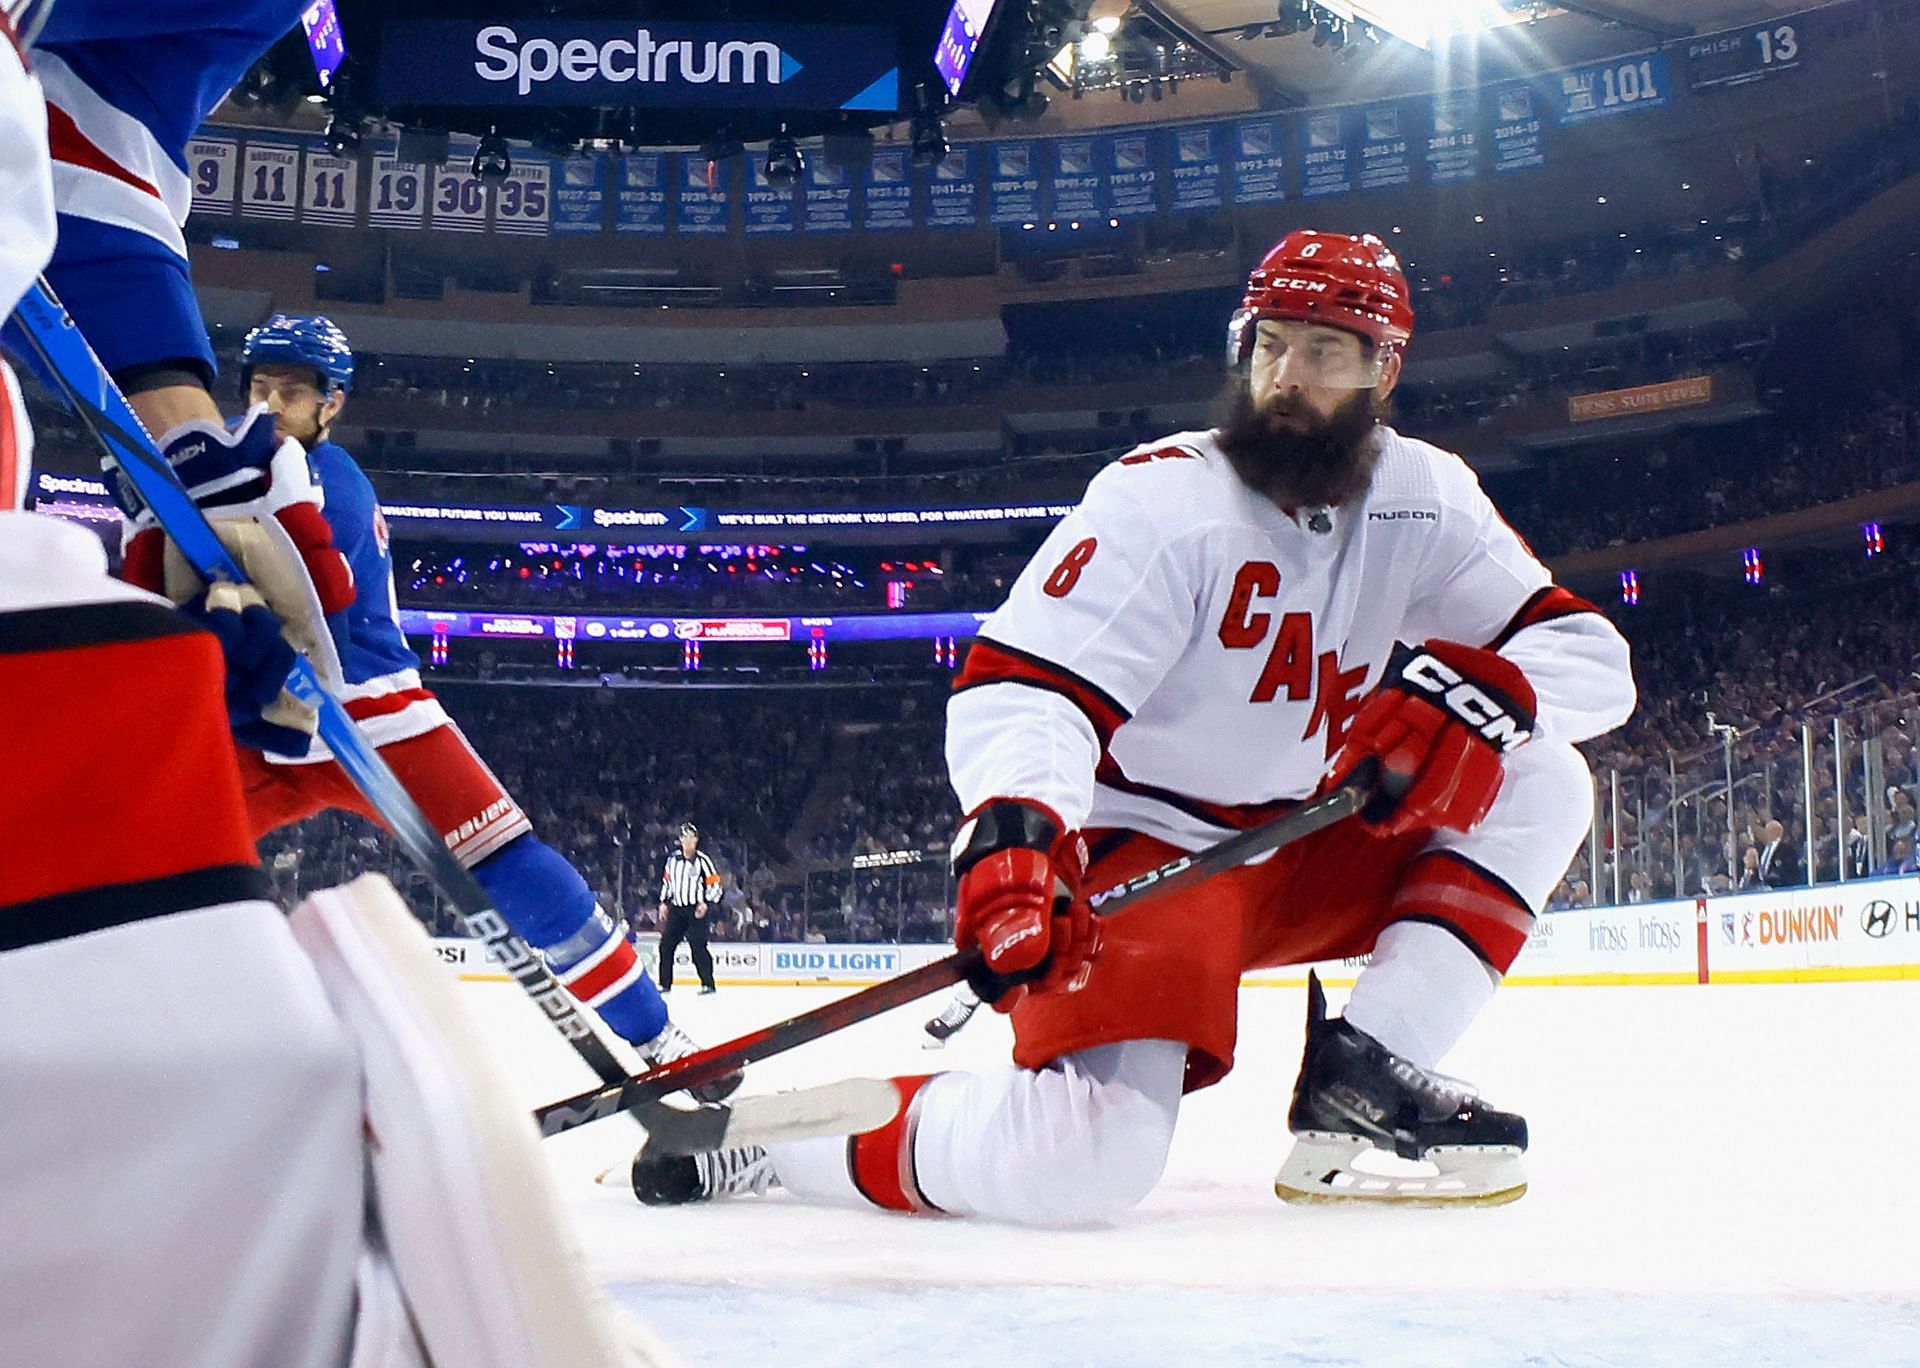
[1143,0,1829,104]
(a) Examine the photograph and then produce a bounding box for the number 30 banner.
[430,138,489,234]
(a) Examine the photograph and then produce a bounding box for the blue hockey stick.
[5,278,879,1152]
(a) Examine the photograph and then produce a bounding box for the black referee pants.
[659,904,715,991]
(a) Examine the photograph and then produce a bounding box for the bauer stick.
[7,278,898,1154]
[533,764,1378,1144]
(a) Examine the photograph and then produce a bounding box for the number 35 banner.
[494,160,552,236]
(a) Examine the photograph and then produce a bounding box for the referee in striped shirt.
[658,822,722,994]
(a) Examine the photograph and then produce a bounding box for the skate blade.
[1274,1133,1528,1208]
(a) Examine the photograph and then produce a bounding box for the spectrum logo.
[474,27,801,96]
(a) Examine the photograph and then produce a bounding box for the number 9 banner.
[187,136,239,217]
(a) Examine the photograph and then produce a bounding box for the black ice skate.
[922,985,981,1049]
[1276,971,1528,1207]
[619,1145,780,1206]
[637,1020,744,1104]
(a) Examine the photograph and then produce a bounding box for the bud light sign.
[375,20,900,112]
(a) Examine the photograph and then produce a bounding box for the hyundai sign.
[374,20,900,112]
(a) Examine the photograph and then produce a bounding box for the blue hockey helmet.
[241,314,355,394]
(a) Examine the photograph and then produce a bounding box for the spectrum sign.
[374,20,900,112]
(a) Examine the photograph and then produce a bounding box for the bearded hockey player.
[626,230,1635,1223]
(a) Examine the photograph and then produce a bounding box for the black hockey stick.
[7,280,876,1154]
[534,765,1377,1145]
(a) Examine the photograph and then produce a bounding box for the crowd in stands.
[1553,540,1920,907]
[1488,382,1920,556]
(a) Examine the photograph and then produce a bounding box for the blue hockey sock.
[471,835,668,1045]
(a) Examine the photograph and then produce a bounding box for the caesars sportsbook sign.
[373,20,899,111]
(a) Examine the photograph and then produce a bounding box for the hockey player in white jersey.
[627,229,1635,1222]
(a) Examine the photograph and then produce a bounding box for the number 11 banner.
[300,147,359,227]
[239,139,300,221]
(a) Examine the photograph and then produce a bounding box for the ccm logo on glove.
[1397,651,1532,753]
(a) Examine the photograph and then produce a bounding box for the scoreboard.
[1686,19,1805,91]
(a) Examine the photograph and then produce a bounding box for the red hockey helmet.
[1227,230,1415,373]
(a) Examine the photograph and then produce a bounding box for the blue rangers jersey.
[37,0,306,381]
[270,438,450,764]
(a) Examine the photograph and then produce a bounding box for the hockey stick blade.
[6,279,730,1142]
[533,772,1373,1141]
[579,1078,904,1158]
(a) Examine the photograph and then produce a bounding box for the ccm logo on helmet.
[1402,652,1532,752]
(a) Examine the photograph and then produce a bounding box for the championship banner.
[924,145,979,229]
[1107,131,1158,218]
[1047,136,1103,220]
[1230,118,1286,204]
[429,139,489,233]
[987,141,1041,225]
[1169,123,1224,212]
[862,145,914,231]
[1357,103,1411,192]
[299,146,359,226]
[742,155,796,234]
[494,158,551,236]
[1550,52,1670,125]
[1568,374,1713,423]
[1299,109,1353,200]
[613,153,666,235]
[552,154,608,234]
[368,149,429,230]
[675,151,731,234]
[1491,83,1545,174]
[239,139,300,221]
[800,141,855,233]
[1425,92,1479,185]
[187,136,239,217]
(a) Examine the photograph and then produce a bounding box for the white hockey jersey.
[947,426,1635,852]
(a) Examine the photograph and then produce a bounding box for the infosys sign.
[374,20,900,112]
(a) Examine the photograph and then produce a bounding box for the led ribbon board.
[373,19,900,112]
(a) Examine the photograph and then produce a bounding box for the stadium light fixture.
[1313,1,1562,51]
[472,129,511,183]
[765,126,804,188]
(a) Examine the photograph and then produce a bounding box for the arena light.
[1318,1,1561,50]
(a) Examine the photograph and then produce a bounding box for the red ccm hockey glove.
[1329,640,1538,838]
[952,800,1093,1009]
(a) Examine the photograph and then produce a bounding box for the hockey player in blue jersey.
[156,314,742,1098]
[20,0,732,1093]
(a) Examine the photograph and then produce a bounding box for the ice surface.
[463,977,1920,1366]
